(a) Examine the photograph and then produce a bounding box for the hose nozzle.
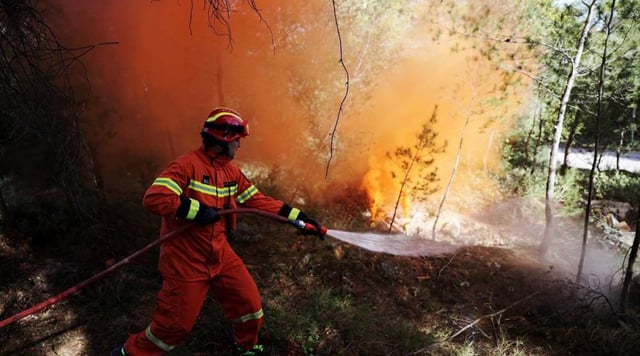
[293,219,328,236]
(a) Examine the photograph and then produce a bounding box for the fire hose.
[0,208,326,329]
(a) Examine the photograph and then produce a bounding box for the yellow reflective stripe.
[207,111,243,122]
[232,308,264,324]
[145,325,176,352]
[188,180,237,197]
[287,208,301,221]
[236,185,258,204]
[186,198,200,220]
[152,177,182,195]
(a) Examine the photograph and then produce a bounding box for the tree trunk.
[0,186,7,226]
[620,201,640,313]
[561,121,578,176]
[616,129,624,172]
[433,112,470,240]
[577,0,615,284]
[389,154,417,233]
[540,0,598,255]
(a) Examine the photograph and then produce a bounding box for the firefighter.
[110,107,324,356]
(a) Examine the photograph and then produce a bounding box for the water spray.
[326,229,458,256]
[294,217,458,256]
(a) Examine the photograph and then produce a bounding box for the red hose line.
[0,208,291,329]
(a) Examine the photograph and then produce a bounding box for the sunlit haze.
[47,0,530,221]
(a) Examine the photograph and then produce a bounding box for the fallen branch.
[410,289,547,354]
[437,250,464,277]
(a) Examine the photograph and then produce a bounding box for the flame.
[362,155,412,223]
[400,191,410,220]
[362,158,384,221]
[362,155,409,222]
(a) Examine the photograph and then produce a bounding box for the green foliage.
[500,131,588,217]
[535,0,640,155]
[567,0,640,152]
[502,129,640,216]
[499,129,547,196]
[297,324,321,355]
[459,0,640,195]
[555,168,588,216]
[594,171,640,205]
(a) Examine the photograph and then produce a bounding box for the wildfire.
[362,155,412,225]
[362,164,384,221]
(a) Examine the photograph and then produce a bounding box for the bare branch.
[410,289,549,354]
[195,0,275,52]
[437,250,464,277]
[325,0,350,178]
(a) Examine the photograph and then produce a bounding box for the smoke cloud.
[47,1,527,213]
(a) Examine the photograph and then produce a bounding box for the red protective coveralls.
[124,145,293,355]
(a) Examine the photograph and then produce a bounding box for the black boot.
[109,344,126,356]
[234,343,265,356]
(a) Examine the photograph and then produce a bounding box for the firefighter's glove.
[277,204,325,240]
[298,213,325,240]
[177,196,220,226]
[194,205,220,226]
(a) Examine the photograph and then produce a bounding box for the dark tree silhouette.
[0,0,115,228]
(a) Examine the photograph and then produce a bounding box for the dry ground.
[1,200,639,355]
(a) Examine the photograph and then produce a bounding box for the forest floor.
[1,197,639,355]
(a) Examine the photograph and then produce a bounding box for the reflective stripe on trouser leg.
[145,325,176,352]
[231,308,264,324]
[124,278,210,355]
[211,250,264,350]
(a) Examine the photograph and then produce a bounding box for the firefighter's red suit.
[123,145,300,355]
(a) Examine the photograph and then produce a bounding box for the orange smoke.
[45,1,529,218]
[351,37,527,219]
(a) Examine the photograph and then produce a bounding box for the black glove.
[298,212,325,240]
[194,205,220,226]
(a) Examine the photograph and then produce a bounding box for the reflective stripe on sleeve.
[186,198,200,220]
[151,177,182,195]
[287,208,301,221]
[145,325,177,352]
[231,308,264,324]
[236,185,258,204]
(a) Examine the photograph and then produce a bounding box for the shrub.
[594,171,640,205]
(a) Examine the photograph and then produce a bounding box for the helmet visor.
[204,122,248,135]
